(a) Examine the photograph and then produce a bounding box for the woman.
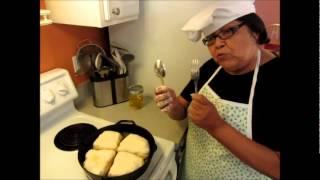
[154,1,281,179]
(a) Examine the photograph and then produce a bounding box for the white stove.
[40,68,177,180]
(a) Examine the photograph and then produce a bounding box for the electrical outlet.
[72,56,80,73]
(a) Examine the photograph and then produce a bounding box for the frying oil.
[128,84,144,109]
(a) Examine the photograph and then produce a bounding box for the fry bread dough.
[108,151,144,177]
[93,131,123,150]
[117,134,150,159]
[84,149,116,176]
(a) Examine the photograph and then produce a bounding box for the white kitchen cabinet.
[45,0,139,28]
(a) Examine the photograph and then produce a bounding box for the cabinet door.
[100,0,139,27]
[45,0,139,28]
[45,0,101,27]
[106,0,139,20]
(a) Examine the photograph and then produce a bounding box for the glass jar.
[128,84,144,109]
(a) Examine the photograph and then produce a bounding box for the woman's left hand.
[188,94,225,132]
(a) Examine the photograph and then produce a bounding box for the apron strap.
[246,49,261,139]
[199,66,222,91]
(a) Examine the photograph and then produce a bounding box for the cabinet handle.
[112,8,120,15]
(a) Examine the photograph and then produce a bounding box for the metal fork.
[191,59,200,93]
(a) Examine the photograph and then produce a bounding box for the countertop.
[76,95,188,144]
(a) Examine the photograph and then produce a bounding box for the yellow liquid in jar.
[129,94,144,109]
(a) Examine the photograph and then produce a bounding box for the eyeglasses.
[202,22,246,46]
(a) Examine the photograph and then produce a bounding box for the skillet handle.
[116,120,136,125]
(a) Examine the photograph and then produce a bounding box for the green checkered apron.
[181,50,271,179]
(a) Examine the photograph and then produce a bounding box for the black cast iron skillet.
[78,120,157,180]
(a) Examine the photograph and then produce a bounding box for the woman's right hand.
[154,85,177,113]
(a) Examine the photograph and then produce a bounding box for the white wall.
[109,1,213,97]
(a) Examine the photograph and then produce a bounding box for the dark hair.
[236,13,270,44]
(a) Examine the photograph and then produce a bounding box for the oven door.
[160,155,177,180]
[147,149,177,180]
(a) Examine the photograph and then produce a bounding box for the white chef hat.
[181,1,256,42]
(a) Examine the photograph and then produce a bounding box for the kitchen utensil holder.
[90,72,129,107]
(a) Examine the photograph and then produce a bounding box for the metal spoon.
[154,59,166,85]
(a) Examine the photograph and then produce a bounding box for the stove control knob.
[56,82,69,96]
[42,89,55,104]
